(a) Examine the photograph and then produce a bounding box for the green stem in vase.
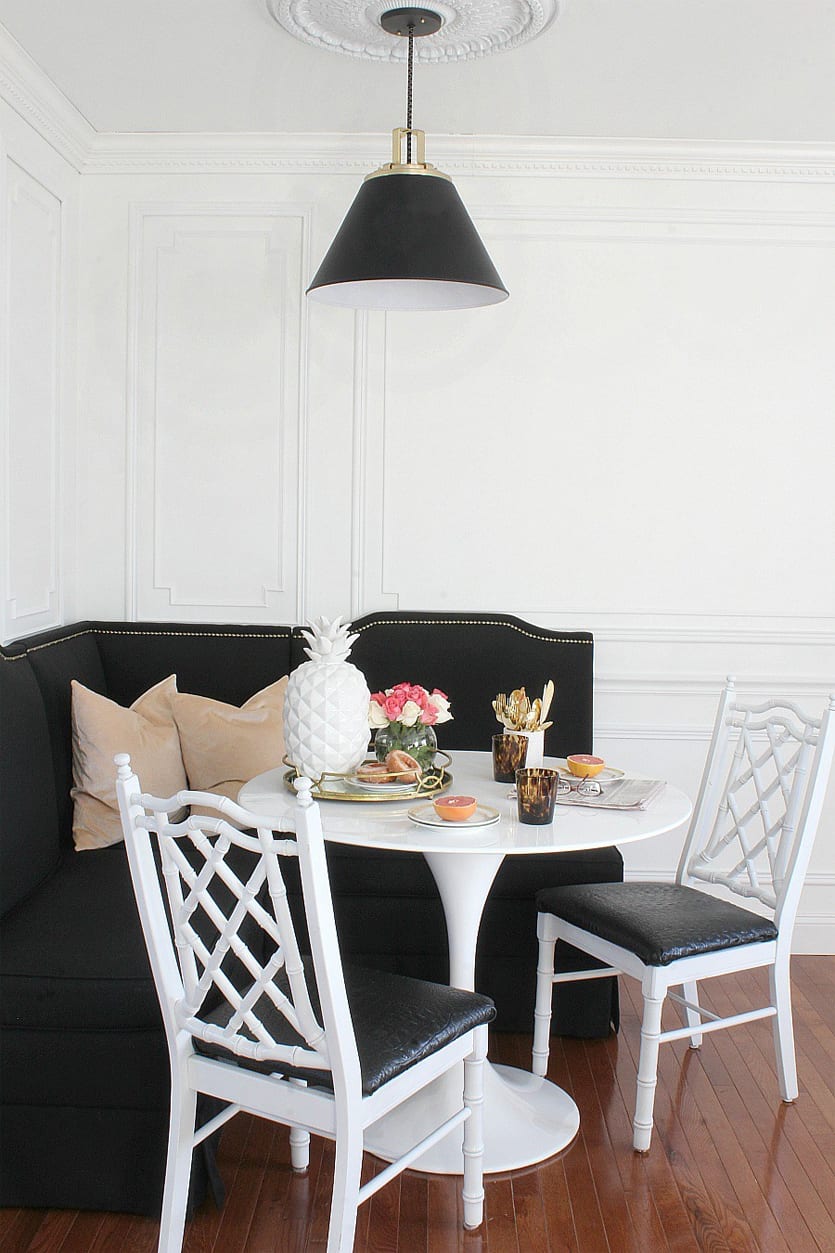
[374,721,438,775]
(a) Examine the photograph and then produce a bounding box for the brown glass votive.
[492,733,529,782]
[516,767,560,825]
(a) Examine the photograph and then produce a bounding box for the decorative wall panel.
[128,205,307,623]
[360,207,835,641]
[2,157,61,640]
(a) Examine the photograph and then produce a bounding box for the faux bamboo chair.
[531,680,835,1152]
[115,755,493,1252]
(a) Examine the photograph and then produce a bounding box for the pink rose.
[384,693,406,721]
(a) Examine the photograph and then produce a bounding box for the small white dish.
[407,802,500,830]
[346,776,415,795]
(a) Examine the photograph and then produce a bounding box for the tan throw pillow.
[172,677,288,804]
[71,675,188,851]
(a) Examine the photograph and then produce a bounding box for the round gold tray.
[283,751,452,803]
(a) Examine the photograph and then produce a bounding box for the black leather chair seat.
[536,882,778,967]
[194,962,495,1095]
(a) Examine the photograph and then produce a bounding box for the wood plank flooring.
[2,956,834,1252]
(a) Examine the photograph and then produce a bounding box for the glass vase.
[374,721,438,776]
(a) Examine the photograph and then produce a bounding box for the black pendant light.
[306,7,509,311]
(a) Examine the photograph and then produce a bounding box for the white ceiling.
[1,0,834,142]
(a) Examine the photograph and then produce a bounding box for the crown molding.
[2,19,835,181]
[82,130,835,180]
[0,24,93,171]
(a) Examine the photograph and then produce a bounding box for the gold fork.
[492,693,511,728]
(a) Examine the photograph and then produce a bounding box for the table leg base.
[364,1061,580,1175]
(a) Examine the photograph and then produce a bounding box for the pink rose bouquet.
[368,682,453,730]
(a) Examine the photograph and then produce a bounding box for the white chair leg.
[532,924,557,1077]
[158,1076,198,1253]
[682,979,703,1049]
[462,1023,488,1231]
[326,1125,363,1253]
[769,955,798,1102]
[633,972,666,1153]
[289,1126,311,1173]
[287,1080,311,1171]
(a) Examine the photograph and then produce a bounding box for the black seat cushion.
[1,840,266,1034]
[193,962,495,1095]
[536,882,778,967]
[0,845,161,1032]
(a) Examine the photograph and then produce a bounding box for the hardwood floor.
[2,957,834,1252]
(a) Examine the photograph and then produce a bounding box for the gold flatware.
[525,698,541,730]
[494,684,554,732]
[492,693,511,728]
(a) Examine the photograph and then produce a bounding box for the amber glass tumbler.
[492,733,529,782]
[516,767,559,825]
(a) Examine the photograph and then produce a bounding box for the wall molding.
[349,310,369,621]
[82,132,835,182]
[595,723,713,742]
[595,675,835,697]
[2,157,63,641]
[125,201,312,624]
[359,206,835,627]
[3,25,835,183]
[517,608,835,648]
[0,25,91,171]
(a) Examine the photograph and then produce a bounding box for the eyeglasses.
[507,775,603,800]
[576,778,602,798]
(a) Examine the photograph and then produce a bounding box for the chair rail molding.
[125,201,312,625]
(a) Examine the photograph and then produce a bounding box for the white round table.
[239,751,692,1174]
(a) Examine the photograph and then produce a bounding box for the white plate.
[554,759,625,785]
[407,802,501,830]
[345,776,416,795]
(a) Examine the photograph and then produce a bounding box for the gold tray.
[283,751,452,803]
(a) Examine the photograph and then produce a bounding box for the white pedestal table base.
[362,846,580,1172]
[364,1059,579,1175]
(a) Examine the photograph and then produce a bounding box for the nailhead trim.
[1,625,292,661]
[2,618,590,661]
[354,617,592,646]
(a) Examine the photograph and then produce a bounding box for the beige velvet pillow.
[172,676,288,804]
[71,675,188,851]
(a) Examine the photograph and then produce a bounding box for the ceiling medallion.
[266,1,559,63]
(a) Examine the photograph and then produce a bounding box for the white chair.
[115,754,492,1252]
[531,679,835,1152]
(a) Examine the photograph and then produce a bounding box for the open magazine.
[556,777,666,811]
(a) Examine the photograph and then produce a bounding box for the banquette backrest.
[1,611,593,909]
[339,611,594,758]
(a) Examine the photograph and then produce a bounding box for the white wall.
[2,43,834,950]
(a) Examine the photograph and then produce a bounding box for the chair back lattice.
[682,684,835,921]
[118,766,337,1078]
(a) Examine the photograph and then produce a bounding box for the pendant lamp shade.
[305,7,509,311]
[307,170,509,311]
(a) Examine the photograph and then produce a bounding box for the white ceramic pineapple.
[284,616,371,781]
